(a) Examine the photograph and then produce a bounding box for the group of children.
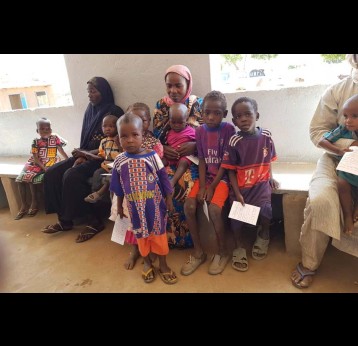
[16,90,358,286]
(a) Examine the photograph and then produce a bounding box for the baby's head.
[231,97,259,134]
[117,111,144,154]
[202,90,228,129]
[36,117,52,139]
[102,114,118,138]
[127,102,151,132]
[169,103,188,133]
[342,94,358,132]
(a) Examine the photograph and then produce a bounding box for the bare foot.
[124,251,140,270]
[291,263,315,289]
[343,215,354,235]
[353,205,358,224]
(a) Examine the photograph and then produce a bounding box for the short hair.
[36,117,51,127]
[127,102,151,120]
[203,90,227,111]
[343,94,358,108]
[231,97,258,114]
[117,111,143,131]
[169,103,189,119]
[103,114,119,124]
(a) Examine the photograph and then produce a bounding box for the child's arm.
[197,158,207,203]
[228,169,244,206]
[32,152,47,171]
[205,166,226,203]
[318,137,350,156]
[57,146,68,160]
[170,159,189,188]
[269,164,280,189]
[117,195,127,218]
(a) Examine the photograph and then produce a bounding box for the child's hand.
[205,185,214,203]
[236,193,245,206]
[197,187,206,204]
[270,178,280,190]
[118,206,127,219]
[166,195,174,213]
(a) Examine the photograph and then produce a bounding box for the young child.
[84,114,120,203]
[162,103,197,188]
[181,90,235,276]
[111,102,164,271]
[15,118,68,220]
[221,97,278,272]
[110,112,177,284]
[318,94,358,235]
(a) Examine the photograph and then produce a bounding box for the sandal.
[43,222,72,234]
[232,247,248,272]
[142,266,156,283]
[208,254,229,275]
[75,224,105,243]
[252,234,270,260]
[158,269,178,285]
[27,208,39,217]
[14,209,28,220]
[84,191,103,203]
[291,263,316,289]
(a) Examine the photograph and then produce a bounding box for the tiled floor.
[0,208,357,293]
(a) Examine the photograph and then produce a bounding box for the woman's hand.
[177,142,196,157]
[72,148,86,159]
[163,145,180,161]
[72,157,87,167]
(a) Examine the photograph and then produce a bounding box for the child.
[111,102,164,270]
[318,94,358,235]
[84,114,120,203]
[162,103,197,188]
[15,118,68,220]
[181,90,235,276]
[221,97,278,272]
[110,112,177,284]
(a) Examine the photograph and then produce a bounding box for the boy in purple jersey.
[221,97,278,272]
[181,91,235,276]
[110,112,177,285]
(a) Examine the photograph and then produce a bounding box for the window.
[36,91,49,107]
[9,93,27,110]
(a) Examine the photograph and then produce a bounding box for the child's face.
[102,117,118,137]
[169,110,187,133]
[232,101,258,134]
[119,122,143,154]
[202,99,227,129]
[343,100,358,132]
[37,122,52,138]
[132,109,150,132]
[87,84,102,106]
[165,72,188,103]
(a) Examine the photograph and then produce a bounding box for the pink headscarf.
[163,65,193,106]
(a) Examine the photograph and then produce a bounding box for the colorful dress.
[110,151,173,239]
[221,127,277,222]
[16,134,67,184]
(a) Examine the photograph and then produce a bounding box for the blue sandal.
[291,263,316,289]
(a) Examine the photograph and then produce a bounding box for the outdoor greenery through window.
[212,54,352,92]
[0,54,73,112]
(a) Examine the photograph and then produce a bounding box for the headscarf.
[163,65,193,106]
[80,77,123,150]
[346,54,358,84]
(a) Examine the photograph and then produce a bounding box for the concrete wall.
[0,54,327,162]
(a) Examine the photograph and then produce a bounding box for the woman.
[43,76,124,242]
[153,65,203,249]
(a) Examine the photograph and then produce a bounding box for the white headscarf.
[346,54,358,83]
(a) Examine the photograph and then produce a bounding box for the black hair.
[117,111,143,130]
[127,102,151,120]
[231,97,258,115]
[202,90,227,111]
[36,117,51,127]
[103,114,119,125]
[169,103,189,119]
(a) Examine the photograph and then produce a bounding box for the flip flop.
[291,263,316,289]
[75,224,105,243]
[158,269,178,285]
[14,210,28,220]
[43,222,72,234]
[142,266,156,283]
[232,247,249,272]
[27,208,39,217]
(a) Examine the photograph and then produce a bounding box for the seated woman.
[43,76,124,242]
[153,64,202,249]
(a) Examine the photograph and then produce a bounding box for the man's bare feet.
[353,205,358,224]
[291,263,316,289]
[343,215,354,235]
[123,246,140,270]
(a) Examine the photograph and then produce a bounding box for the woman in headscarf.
[43,77,124,241]
[153,65,203,249]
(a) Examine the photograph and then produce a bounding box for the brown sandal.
[43,222,72,234]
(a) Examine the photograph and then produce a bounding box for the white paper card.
[111,216,131,245]
[203,200,210,221]
[106,162,114,168]
[336,147,358,175]
[228,201,260,226]
[186,155,199,165]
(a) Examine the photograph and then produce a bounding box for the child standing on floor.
[83,114,121,203]
[162,103,197,187]
[221,97,278,272]
[181,90,235,276]
[110,112,177,284]
[15,118,68,220]
[109,102,164,270]
[318,94,358,235]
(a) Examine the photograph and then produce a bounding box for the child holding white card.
[317,94,358,235]
[221,97,278,271]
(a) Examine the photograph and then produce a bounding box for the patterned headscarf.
[163,65,193,106]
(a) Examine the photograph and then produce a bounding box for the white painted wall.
[0,54,329,163]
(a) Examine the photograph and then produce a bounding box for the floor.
[0,207,357,293]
